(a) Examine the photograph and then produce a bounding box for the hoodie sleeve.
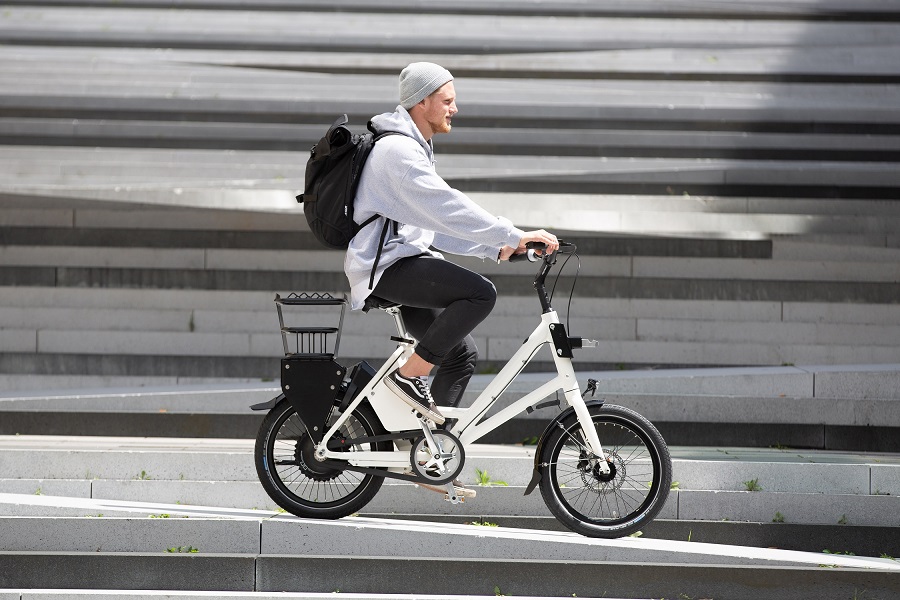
[372,137,525,251]
[431,233,499,259]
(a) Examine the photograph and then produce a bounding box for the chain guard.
[409,430,465,486]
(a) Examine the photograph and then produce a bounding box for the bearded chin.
[430,119,452,135]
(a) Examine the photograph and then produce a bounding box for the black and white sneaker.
[384,369,445,424]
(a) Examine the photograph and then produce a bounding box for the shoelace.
[412,376,435,404]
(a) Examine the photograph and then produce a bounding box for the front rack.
[274,292,347,359]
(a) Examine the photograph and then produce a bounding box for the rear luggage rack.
[274,292,347,359]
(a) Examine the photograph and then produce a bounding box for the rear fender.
[250,394,284,411]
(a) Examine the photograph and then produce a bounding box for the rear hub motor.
[296,433,343,482]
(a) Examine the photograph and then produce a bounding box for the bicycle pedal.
[444,493,465,505]
[417,480,474,505]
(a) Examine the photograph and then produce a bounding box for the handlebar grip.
[508,249,540,263]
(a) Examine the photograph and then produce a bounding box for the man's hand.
[518,229,559,255]
[499,229,559,261]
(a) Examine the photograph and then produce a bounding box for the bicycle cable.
[548,249,581,333]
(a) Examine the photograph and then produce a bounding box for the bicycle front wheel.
[255,398,390,519]
[538,403,672,538]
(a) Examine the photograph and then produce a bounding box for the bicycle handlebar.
[507,240,577,313]
[507,248,540,263]
[507,241,576,263]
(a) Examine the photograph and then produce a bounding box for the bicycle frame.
[316,244,610,474]
[445,310,592,447]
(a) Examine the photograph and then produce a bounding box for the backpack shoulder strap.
[361,123,407,288]
[368,218,393,290]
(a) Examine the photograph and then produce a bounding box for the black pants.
[372,255,497,408]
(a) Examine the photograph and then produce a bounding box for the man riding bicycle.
[344,63,558,493]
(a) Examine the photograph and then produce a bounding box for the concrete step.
[0,435,897,515]
[0,549,895,599]
[7,192,900,229]
[0,359,900,452]
[3,317,898,357]
[4,285,900,327]
[5,184,900,242]
[5,480,900,528]
[6,338,898,378]
[3,447,896,499]
[3,593,595,600]
[3,264,897,303]
[4,0,900,20]
[0,496,897,598]
[4,51,899,120]
[4,42,900,84]
[5,118,900,161]
[0,507,895,568]
[4,245,900,284]
[3,363,899,405]
[4,7,900,54]
[2,395,895,449]
[1,493,899,569]
[5,148,900,199]
[773,238,900,262]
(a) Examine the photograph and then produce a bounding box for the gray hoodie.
[343,105,525,310]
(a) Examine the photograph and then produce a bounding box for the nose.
[449,102,458,116]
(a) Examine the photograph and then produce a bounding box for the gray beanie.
[399,62,454,109]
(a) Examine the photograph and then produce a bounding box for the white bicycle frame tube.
[317,306,415,468]
[446,310,608,469]
[317,307,608,470]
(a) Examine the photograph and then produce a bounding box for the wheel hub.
[594,457,618,482]
[295,433,343,482]
[579,451,625,493]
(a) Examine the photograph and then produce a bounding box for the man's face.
[421,81,458,136]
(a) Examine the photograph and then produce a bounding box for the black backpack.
[297,114,399,250]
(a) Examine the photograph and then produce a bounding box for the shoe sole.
[384,376,446,424]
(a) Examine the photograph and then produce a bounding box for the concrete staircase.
[3,364,900,451]
[2,198,899,390]
[1,433,899,597]
[2,0,900,598]
[2,0,900,391]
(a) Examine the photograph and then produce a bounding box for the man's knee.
[474,276,497,311]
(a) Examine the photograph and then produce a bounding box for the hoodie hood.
[369,105,434,162]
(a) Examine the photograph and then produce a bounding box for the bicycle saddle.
[362,295,401,312]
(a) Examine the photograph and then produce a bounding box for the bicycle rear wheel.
[255,398,390,519]
[538,403,672,538]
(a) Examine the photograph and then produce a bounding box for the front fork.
[563,381,610,476]
[553,341,610,475]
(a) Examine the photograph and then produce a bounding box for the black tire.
[254,398,390,519]
[538,403,672,538]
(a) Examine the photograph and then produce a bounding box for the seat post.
[384,306,411,339]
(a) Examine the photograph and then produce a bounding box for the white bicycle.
[252,241,672,538]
